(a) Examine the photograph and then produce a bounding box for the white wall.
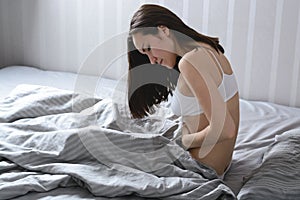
[0,0,299,107]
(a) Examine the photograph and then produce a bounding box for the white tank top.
[170,47,238,116]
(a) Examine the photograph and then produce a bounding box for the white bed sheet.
[0,66,120,99]
[1,65,300,198]
[223,99,300,194]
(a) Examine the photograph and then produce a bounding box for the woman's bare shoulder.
[179,47,212,73]
[183,47,207,59]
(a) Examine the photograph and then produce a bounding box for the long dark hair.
[127,4,224,118]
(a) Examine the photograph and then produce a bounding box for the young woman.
[127,4,239,177]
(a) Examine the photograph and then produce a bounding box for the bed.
[0,65,300,200]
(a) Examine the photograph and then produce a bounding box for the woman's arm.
[182,112,236,149]
[178,49,237,155]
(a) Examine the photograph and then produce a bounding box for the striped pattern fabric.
[0,84,235,199]
[237,129,300,199]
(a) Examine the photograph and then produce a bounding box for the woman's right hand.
[182,123,194,149]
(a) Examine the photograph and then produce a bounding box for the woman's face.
[132,26,178,69]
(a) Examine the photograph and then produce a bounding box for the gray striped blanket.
[237,128,300,199]
[0,85,236,199]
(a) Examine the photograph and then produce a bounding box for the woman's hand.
[181,123,211,150]
[181,123,195,149]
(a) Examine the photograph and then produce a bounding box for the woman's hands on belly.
[181,114,208,149]
[182,115,234,175]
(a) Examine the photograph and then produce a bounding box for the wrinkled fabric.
[0,85,236,200]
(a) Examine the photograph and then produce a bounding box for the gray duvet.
[0,85,236,200]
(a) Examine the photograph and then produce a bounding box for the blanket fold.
[0,84,236,199]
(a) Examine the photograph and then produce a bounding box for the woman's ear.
[157,25,170,36]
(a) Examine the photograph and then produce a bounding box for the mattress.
[1,66,300,199]
[0,65,119,99]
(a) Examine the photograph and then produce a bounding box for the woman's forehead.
[132,33,152,50]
